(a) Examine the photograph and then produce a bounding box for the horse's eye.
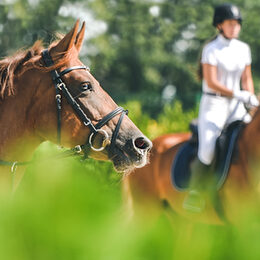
[80,82,92,92]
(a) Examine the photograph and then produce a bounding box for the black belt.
[203,91,227,97]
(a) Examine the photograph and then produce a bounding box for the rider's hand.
[248,94,260,107]
[233,90,259,107]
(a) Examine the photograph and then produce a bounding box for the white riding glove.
[233,90,259,108]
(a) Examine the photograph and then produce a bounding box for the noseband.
[41,49,128,153]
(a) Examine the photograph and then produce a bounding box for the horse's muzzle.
[109,135,152,173]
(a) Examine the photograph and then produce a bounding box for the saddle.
[171,119,245,191]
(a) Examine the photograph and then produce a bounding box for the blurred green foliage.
[123,99,198,139]
[1,1,260,259]
[0,102,258,259]
[0,138,260,259]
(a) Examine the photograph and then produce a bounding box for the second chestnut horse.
[123,107,260,225]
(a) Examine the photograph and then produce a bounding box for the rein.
[0,49,128,172]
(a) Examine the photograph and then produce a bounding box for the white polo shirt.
[198,34,252,165]
[201,34,251,94]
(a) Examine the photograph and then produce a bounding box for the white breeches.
[197,95,251,165]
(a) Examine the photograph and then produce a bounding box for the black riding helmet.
[213,3,242,27]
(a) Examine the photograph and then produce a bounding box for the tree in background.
[0,0,65,55]
[88,0,260,115]
[0,0,259,117]
[88,0,202,114]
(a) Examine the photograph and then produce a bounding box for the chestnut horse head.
[0,20,152,173]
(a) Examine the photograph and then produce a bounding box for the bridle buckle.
[74,145,82,153]
[11,161,18,173]
[57,82,65,91]
[55,94,61,100]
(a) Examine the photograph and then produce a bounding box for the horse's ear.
[52,20,80,54]
[75,22,85,52]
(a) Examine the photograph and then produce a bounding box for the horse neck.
[240,109,260,161]
[0,72,43,162]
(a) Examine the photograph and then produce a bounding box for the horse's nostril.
[134,137,151,150]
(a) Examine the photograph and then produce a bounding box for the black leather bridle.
[41,49,128,154]
[0,50,128,174]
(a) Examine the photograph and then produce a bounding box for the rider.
[183,3,259,212]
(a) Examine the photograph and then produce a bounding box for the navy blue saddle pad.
[171,120,244,191]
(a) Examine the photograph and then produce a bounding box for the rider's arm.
[241,65,254,94]
[202,63,233,97]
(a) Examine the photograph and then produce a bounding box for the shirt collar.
[217,34,233,46]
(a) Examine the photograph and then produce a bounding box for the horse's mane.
[0,36,74,99]
[0,41,43,98]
